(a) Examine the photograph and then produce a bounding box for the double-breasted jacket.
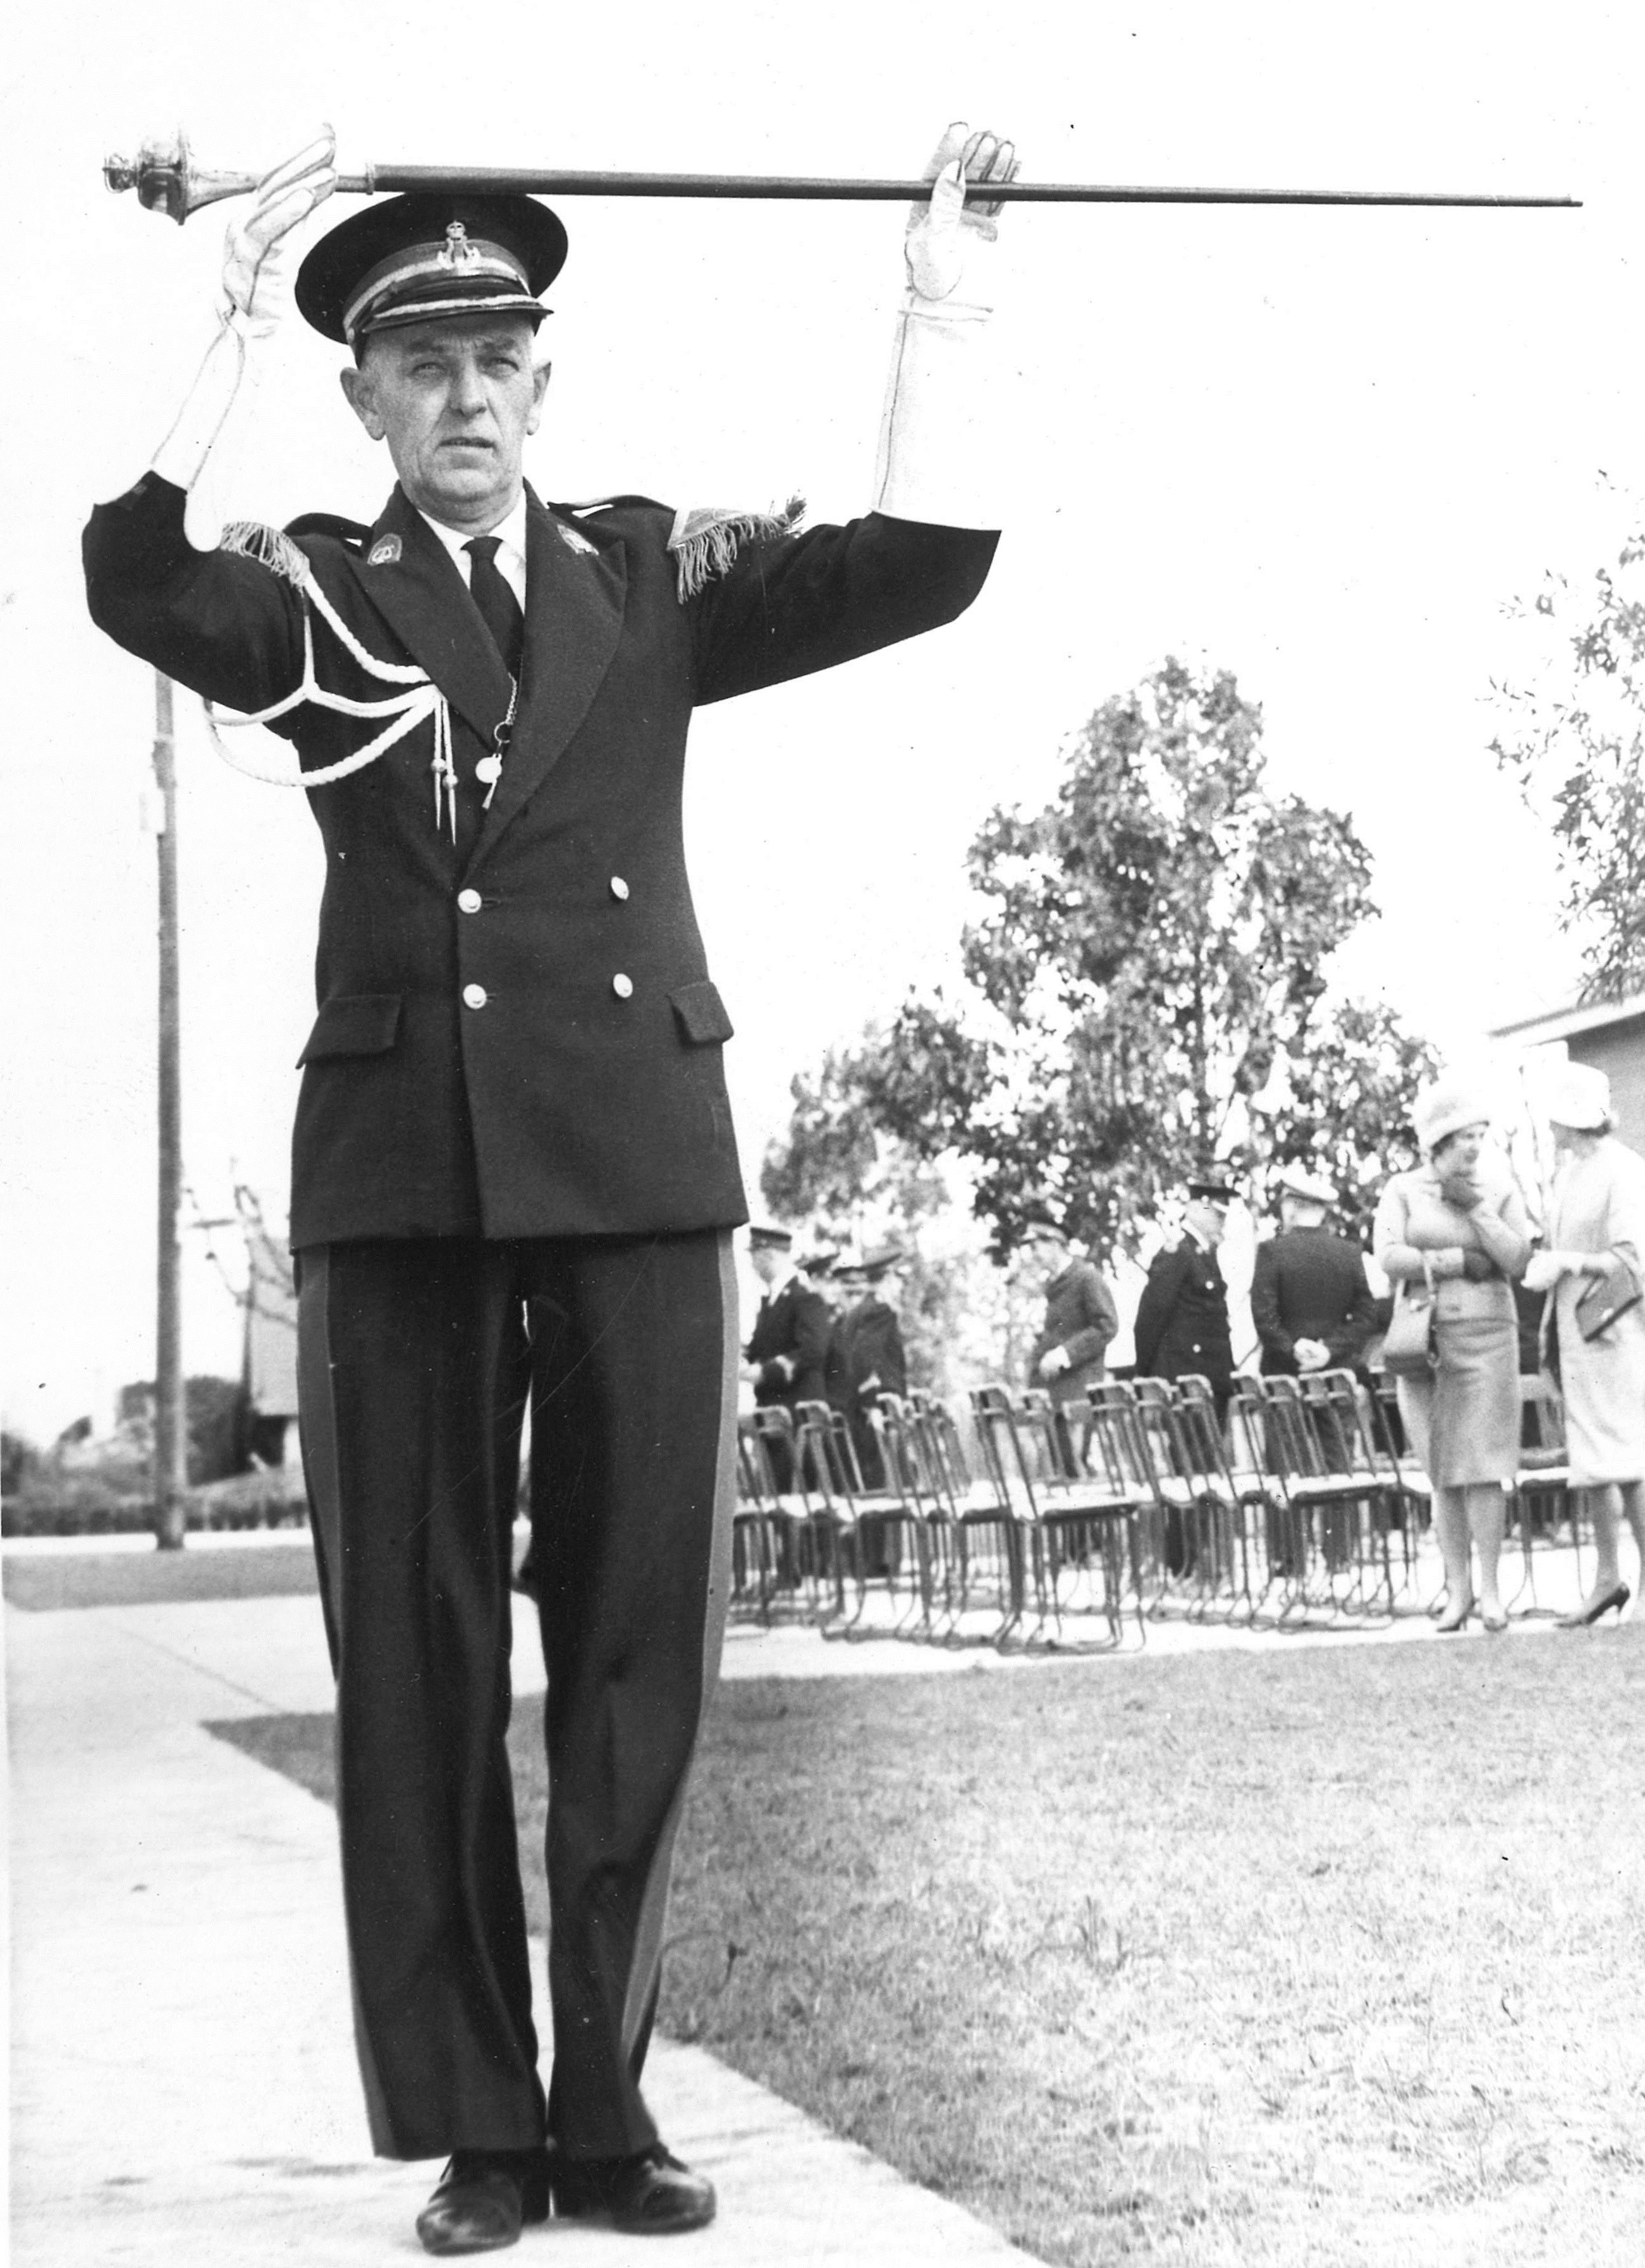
[85,475,995,1249]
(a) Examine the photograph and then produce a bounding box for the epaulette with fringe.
[220,520,313,589]
[668,496,806,602]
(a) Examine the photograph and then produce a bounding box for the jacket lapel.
[346,487,513,745]
[463,487,628,872]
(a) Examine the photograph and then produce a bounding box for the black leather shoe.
[416,2149,551,2255]
[1558,1580,1630,1629]
[551,2143,716,2234]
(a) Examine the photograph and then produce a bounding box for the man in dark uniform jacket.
[1132,1173,1238,1410]
[1250,1163,1378,1377]
[824,1247,910,1488]
[1024,1209,1119,1473]
[83,121,1014,2256]
[742,1225,832,1485]
[1132,1171,1238,1574]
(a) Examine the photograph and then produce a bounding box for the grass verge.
[214,1627,1645,2267]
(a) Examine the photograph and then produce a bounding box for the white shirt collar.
[417,492,529,607]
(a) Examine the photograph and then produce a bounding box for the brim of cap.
[295,192,568,344]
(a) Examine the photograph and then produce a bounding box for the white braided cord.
[202,561,449,788]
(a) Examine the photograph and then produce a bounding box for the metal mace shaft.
[102,141,1580,223]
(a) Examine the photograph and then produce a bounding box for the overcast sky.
[3,1,1641,1437]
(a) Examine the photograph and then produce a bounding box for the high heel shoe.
[1557,1582,1630,1630]
[1436,1594,1474,1633]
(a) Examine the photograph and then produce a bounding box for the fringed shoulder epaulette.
[220,520,314,589]
[668,496,807,602]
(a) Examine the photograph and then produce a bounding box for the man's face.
[1185,1197,1229,1248]
[340,315,548,530]
[750,1245,786,1289]
[1280,1196,1328,1232]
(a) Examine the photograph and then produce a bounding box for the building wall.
[1570,1013,1645,1153]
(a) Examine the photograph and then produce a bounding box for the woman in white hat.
[1523,1063,1645,1626]
[1373,1079,1532,1630]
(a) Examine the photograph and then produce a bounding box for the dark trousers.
[297,1231,738,2164]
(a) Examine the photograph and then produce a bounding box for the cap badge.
[367,535,403,566]
[439,221,481,271]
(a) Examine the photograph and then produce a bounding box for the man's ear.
[339,362,386,442]
[526,359,551,437]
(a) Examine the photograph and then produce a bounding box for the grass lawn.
[217,1626,1645,2268]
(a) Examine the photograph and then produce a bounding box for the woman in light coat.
[1524,1063,1645,1626]
[1373,1080,1532,1631]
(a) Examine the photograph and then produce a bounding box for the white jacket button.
[463,984,487,1010]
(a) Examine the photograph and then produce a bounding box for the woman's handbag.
[1382,1257,1438,1378]
[1575,1250,1644,1342]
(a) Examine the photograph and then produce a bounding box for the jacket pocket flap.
[297,994,403,1066]
[670,980,735,1046]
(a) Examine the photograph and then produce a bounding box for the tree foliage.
[767,658,1436,1261]
[1493,525,1645,1002]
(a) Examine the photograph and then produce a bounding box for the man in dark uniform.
[824,1246,910,1488]
[83,120,1015,2256]
[1251,1164,1378,1379]
[742,1224,832,1485]
[1024,1208,1119,1474]
[1132,1172,1238,1410]
[1133,1171,1237,1573]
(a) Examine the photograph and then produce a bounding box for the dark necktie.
[463,536,525,680]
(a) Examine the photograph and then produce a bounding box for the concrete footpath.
[6,1543,1036,2268]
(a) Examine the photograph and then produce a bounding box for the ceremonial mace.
[105,132,1579,221]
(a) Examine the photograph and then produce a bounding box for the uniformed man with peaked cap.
[1250,1161,1379,1379]
[85,119,1015,2253]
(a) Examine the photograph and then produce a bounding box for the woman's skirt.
[1555,1290,1645,1485]
[1396,1309,1519,1487]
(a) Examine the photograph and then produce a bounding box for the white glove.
[903,123,1018,306]
[152,130,336,546]
[872,121,1018,528]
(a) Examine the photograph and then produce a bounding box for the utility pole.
[152,672,187,1549]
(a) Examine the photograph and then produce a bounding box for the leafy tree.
[118,1375,250,1484]
[1492,523,1645,1001]
[771,659,1436,1260]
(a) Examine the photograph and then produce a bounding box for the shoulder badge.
[367,535,403,566]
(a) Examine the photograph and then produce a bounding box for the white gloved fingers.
[250,128,338,216]
[223,128,337,325]
[903,120,1019,298]
[960,130,1019,228]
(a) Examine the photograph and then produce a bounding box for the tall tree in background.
[1493,523,1645,1001]
[768,658,1436,1259]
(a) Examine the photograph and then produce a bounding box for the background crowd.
[743,1063,1645,1631]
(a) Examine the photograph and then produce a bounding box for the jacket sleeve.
[688,513,997,707]
[1249,1241,1290,1362]
[1132,1249,1187,1378]
[1325,1255,1380,1365]
[787,1289,835,1401]
[1060,1267,1118,1369]
[83,473,307,722]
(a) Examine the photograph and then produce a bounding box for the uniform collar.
[416,491,529,603]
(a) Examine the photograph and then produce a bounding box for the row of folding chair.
[732,1363,1587,1645]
